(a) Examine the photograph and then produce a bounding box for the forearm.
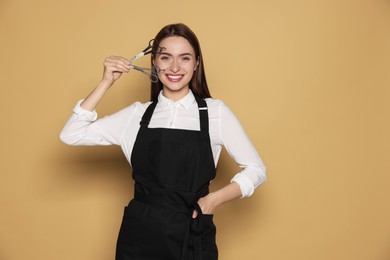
[210,181,242,207]
[81,55,131,111]
[80,79,112,111]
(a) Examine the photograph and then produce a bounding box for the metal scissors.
[129,39,164,83]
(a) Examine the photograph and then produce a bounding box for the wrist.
[207,192,221,208]
[99,78,114,89]
[208,182,242,208]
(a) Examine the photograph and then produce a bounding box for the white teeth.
[167,75,183,79]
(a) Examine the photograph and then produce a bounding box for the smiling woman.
[150,24,210,101]
[59,23,266,260]
[153,36,199,101]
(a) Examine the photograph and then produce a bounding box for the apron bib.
[116,96,218,260]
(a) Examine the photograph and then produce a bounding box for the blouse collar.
[158,90,195,110]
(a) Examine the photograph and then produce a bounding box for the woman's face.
[154,36,198,100]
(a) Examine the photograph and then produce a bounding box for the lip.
[166,74,184,82]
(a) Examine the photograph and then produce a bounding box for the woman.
[60,23,266,260]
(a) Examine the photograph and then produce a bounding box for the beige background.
[1,0,389,259]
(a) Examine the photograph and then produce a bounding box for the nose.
[170,59,180,73]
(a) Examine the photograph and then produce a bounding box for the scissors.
[129,39,164,83]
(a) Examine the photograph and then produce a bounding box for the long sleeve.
[59,100,137,146]
[219,102,267,197]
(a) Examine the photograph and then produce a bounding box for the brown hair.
[150,23,211,100]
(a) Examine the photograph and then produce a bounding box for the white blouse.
[60,90,266,197]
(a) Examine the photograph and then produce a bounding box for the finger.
[104,58,129,68]
[106,56,131,66]
[105,61,130,73]
[105,65,128,74]
[114,63,131,72]
[118,56,131,65]
[106,55,126,60]
[192,210,198,219]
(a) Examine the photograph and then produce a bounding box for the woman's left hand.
[192,193,218,218]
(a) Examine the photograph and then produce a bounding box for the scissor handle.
[150,74,159,83]
[148,39,155,48]
[130,65,160,83]
[152,65,163,74]
[141,39,155,55]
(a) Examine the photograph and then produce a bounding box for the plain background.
[1,0,389,259]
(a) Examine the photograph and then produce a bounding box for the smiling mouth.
[166,74,184,82]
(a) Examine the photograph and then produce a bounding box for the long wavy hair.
[150,23,211,100]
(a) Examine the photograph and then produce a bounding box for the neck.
[162,87,190,102]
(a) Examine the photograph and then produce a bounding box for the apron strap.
[194,96,209,133]
[140,99,158,127]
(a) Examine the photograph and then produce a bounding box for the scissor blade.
[129,52,145,62]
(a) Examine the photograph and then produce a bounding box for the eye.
[182,56,191,61]
[160,55,170,61]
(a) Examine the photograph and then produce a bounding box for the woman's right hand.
[102,56,131,85]
[79,56,131,111]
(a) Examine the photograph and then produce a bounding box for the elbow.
[59,131,71,145]
[246,165,267,196]
[59,130,78,146]
[253,165,267,189]
[231,164,267,198]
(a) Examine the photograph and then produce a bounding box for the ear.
[194,59,199,71]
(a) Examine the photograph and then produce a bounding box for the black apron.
[116,96,218,260]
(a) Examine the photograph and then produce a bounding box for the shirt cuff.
[231,173,255,198]
[73,99,98,121]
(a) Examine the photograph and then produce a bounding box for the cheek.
[183,61,197,72]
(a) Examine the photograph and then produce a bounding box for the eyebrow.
[159,52,194,57]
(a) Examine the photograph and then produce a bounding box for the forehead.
[158,36,195,54]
